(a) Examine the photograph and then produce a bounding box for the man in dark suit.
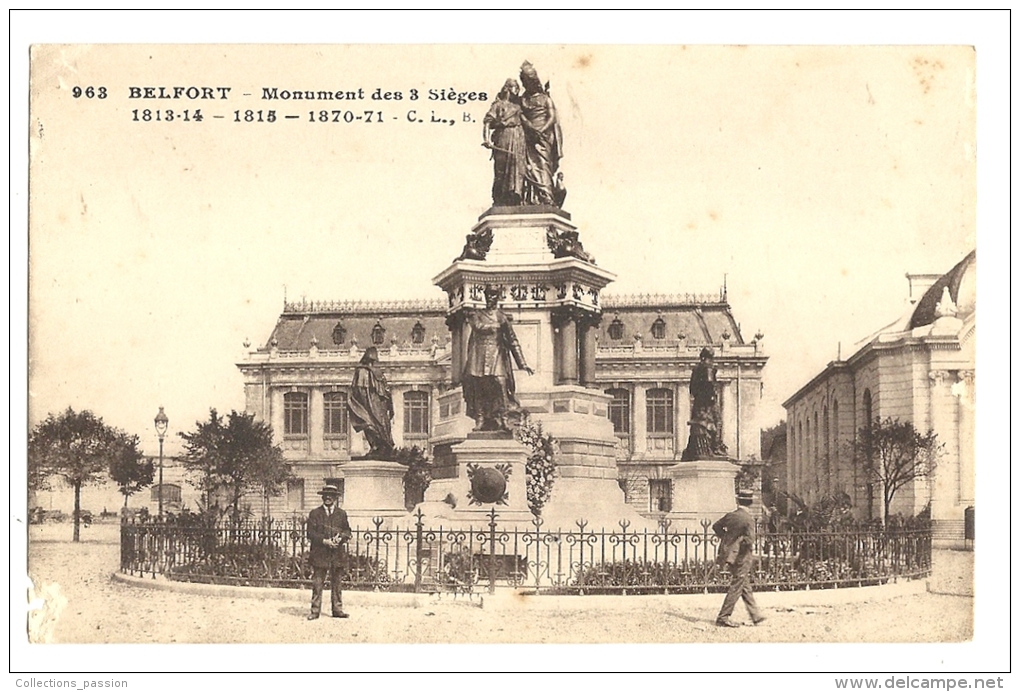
[713,489,766,627]
[306,484,353,620]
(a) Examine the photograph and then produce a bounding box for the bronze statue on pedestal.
[682,347,730,461]
[482,62,566,209]
[461,285,534,432]
[348,346,395,459]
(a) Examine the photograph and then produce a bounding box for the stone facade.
[238,290,767,520]
[783,252,975,542]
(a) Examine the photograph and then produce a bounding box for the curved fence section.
[120,511,931,595]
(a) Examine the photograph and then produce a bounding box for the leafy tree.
[854,417,943,526]
[107,434,153,508]
[179,409,291,521]
[29,408,131,541]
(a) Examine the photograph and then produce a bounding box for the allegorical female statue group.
[483,61,566,208]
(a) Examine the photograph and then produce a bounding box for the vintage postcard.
[18,33,1005,679]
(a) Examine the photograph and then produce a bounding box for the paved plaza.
[23,522,973,646]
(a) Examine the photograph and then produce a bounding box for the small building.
[782,251,975,543]
[28,455,202,519]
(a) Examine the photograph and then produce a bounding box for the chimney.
[905,273,941,304]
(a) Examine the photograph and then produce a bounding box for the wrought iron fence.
[120,510,931,595]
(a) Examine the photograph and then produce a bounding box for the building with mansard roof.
[238,288,767,519]
[783,251,975,544]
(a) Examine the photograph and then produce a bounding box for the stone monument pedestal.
[665,459,740,531]
[340,459,408,524]
[421,433,534,528]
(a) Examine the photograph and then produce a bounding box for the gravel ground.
[24,523,973,645]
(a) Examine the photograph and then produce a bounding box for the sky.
[11,10,1011,677]
[27,41,980,457]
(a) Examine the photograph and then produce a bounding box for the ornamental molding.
[283,297,447,315]
[602,291,728,308]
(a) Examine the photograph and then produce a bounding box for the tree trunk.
[123,492,129,508]
[73,482,81,542]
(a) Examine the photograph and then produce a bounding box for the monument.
[341,346,407,521]
[425,62,654,530]
[669,347,740,527]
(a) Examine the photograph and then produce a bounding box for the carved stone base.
[340,460,408,523]
[539,477,659,532]
[665,459,740,531]
[420,434,533,527]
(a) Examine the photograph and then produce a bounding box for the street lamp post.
[154,407,169,517]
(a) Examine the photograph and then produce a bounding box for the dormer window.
[331,322,346,346]
[651,317,666,340]
[411,321,426,344]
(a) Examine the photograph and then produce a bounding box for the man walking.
[714,489,765,627]
[306,484,352,620]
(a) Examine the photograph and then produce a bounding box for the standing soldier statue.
[461,285,534,432]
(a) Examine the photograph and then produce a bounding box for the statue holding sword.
[482,78,527,207]
[482,64,566,209]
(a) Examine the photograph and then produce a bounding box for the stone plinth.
[422,434,534,527]
[340,460,407,522]
[665,459,740,531]
[538,477,659,532]
[473,207,574,265]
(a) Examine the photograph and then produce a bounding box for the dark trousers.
[718,558,761,621]
[310,563,344,616]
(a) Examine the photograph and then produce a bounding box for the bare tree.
[854,417,943,525]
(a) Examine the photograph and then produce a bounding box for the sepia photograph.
[11,10,1009,683]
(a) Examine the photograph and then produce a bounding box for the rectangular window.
[286,478,305,511]
[606,388,630,434]
[646,388,674,434]
[284,392,309,435]
[323,391,348,437]
[649,479,672,513]
[403,390,430,436]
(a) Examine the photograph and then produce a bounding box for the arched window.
[403,390,430,436]
[832,399,840,490]
[813,411,820,493]
[823,404,830,493]
[411,321,426,344]
[323,391,348,437]
[608,318,624,341]
[797,420,804,488]
[863,389,873,431]
[832,399,840,460]
[606,388,630,434]
[646,388,674,434]
[284,391,308,435]
[651,317,666,340]
[823,405,830,459]
[331,322,346,346]
[371,322,386,345]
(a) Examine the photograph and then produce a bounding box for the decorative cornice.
[602,291,727,308]
[282,298,447,315]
